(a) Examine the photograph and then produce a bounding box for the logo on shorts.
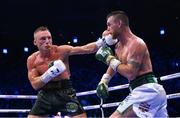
[66,102,78,113]
[138,102,150,112]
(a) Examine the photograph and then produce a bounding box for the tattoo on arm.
[127,60,141,68]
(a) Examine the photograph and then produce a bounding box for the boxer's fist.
[95,33,117,48]
[95,46,113,64]
[95,46,121,71]
[96,83,109,99]
[96,74,112,99]
[40,60,66,83]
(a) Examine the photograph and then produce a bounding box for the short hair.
[34,26,49,34]
[107,11,129,26]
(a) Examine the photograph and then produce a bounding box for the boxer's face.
[107,16,121,39]
[34,30,52,51]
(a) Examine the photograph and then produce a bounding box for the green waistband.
[129,72,158,90]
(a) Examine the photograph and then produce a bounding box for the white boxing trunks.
[117,83,168,117]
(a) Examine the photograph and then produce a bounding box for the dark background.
[0,0,180,117]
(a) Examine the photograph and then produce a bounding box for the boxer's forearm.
[116,63,138,80]
[106,66,116,77]
[30,76,46,90]
[68,42,98,55]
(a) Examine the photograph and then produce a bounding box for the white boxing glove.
[104,34,118,46]
[95,34,118,48]
[40,60,66,83]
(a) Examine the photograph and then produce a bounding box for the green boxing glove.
[95,45,121,71]
[96,73,112,99]
[95,45,114,64]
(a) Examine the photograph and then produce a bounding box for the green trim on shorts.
[116,99,133,115]
[129,72,157,90]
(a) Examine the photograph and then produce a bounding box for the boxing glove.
[95,34,117,48]
[40,60,66,83]
[95,46,121,71]
[96,74,112,99]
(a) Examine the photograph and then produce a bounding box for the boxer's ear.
[117,20,123,28]
[34,39,37,46]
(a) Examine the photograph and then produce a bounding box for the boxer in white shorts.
[95,10,168,117]
[117,73,168,117]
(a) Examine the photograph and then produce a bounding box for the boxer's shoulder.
[27,51,39,62]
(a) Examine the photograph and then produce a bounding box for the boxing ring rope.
[0,72,180,113]
[0,92,180,113]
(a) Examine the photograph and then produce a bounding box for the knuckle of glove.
[105,34,117,45]
[54,60,63,66]
[53,60,66,72]
[96,84,109,99]
[106,55,115,64]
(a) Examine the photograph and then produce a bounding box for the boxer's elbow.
[31,84,40,90]
[30,78,44,91]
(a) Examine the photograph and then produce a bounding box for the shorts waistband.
[42,79,73,90]
[129,72,158,90]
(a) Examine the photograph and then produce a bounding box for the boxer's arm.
[67,38,116,55]
[106,66,116,77]
[27,56,66,90]
[58,34,116,56]
[116,43,145,79]
[96,65,116,99]
[99,66,116,86]
[69,42,99,55]
[27,56,45,90]
[58,43,98,56]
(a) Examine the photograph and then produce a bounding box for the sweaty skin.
[114,35,152,81]
[105,15,152,81]
[27,30,98,90]
[97,11,167,118]
[27,28,101,118]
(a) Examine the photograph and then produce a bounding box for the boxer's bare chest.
[115,44,129,63]
[34,51,65,74]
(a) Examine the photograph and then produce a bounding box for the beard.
[112,29,122,39]
[112,32,119,39]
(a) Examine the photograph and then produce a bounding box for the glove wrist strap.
[100,73,112,85]
[40,71,53,84]
[109,59,121,71]
[95,38,104,48]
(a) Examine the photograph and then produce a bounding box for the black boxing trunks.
[29,79,85,117]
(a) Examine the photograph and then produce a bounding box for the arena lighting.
[2,48,8,54]
[176,63,179,67]
[24,47,29,52]
[160,27,165,35]
[67,41,71,44]
[73,36,78,43]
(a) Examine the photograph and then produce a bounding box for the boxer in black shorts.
[27,26,116,117]
[29,80,84,117]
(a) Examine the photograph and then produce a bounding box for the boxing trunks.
[29,79,85,117]
[117,72,168,117]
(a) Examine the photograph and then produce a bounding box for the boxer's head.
[106,11,129,38]
[33,26,52,51]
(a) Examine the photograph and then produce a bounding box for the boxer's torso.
[115,36,152,81]
[32,45,71,81]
